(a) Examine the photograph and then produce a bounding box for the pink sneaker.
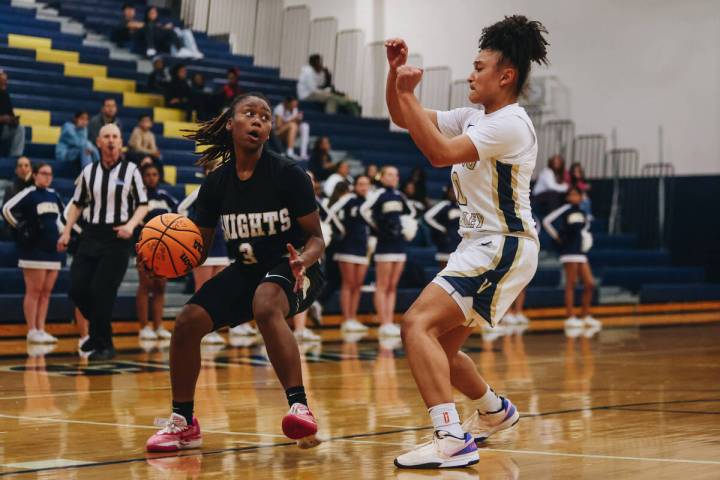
[282,403,321,449]
[146,413,202,452]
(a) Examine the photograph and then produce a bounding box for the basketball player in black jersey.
[145,93,326,452]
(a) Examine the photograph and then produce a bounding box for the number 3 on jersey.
[238,243,258,264]
[452,171,468,206]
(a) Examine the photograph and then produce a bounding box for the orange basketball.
[137,213,204,278]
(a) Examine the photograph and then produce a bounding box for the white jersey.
[436,103,538,241]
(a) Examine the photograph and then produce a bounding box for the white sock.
[476,387,503,413]
[286,148,294,156]
[428,403,464,438]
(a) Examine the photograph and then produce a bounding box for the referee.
[58,124,148,360]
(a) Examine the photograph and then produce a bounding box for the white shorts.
[432,234,538,328]
[560,254,587,264]
[333,253,370,265]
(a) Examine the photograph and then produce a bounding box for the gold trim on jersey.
[491,159,507,232]
[511,164,530,233]
[490,236,525,320]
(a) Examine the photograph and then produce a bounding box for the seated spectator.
[402,180,426,217]
[0,70,25,157]
[323,160,353,197]
[532,154,568,217]
[190,72,220,121]
[569,162,592,214]
[164,64,193,120]
[111,3,144,48]
[2,156,31,205]
[308,136,334,181]
[88,98,123,145]
[142,6,203,59]
[273,96,310,159]
[297,54,360,116]
[147,56,171,93]
[55,111,99,168]
[222,68,242,107]
[128,114,161,163]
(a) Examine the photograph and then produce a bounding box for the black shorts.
[187,260,326,330]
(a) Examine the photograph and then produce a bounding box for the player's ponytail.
[186,92,272,168]
[479,15,549,94]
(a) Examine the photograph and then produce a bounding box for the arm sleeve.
[436,107,477,138]
[281,165,317,218]
[130,167,148,205]
[72,169,90,207]
[55,192,66,232]
[1,188,31,227]
[424,200,449,234]
[465,115,534,165]
[542,204,570,241]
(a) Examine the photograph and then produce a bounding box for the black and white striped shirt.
[72,160,147,226]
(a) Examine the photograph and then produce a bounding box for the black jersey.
[194,149,317,267]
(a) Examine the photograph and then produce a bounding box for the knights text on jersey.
[193,150,317,266]
[436,103,538,240]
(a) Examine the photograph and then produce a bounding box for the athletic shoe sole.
[146,438,202,452]
[282,412,321,449]
[394,451,480,469]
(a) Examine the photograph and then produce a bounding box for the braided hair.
[479,15,550,94]
[186,92,271,168]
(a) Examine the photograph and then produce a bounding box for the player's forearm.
[397,91,452,166]
[126,206,148,229]
[300,235,325,268]
[386,69,407,128]
[62,203,82,236]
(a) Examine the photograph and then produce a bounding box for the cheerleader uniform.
[424,200,461,263]
[2,186,66,270]
[542,203,591,263]
[145,187,178,222]
[360,187,414,262]
[178,187,230,267]
[330,193,369,265]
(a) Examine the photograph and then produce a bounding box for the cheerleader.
[542,186,600,330]
[423,184,461,269]
[137,163,177,341]
[177,164,237,345]
[360,166,415,337]
[330,175,371,333]
[2,162,65,344]
[64,200,91,349]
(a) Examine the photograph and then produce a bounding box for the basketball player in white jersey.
[385,15,549,468]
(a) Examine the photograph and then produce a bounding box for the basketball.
[137,213,204,278]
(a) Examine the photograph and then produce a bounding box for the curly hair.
[185,92,271,168]
[479,15,549,94]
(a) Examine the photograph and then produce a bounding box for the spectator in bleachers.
[401,181,426,218]
[189,73,218,121]
[222,68,242,107]
[360,166,415,339]
[569,162,592,214]
[330,175,372,334]
[128,114,161,164]
[148,56,171,93]
[0,70,25,157]
[2,156,32,204]
[273,96,309,160]
[424,185,461,269]
[532,154,568,217]
[297,54,360,117]
[136,163,176,341]
[365,164,382,189]
[140,6,176,57]
[111,3,144,48]
[308,136,334,181]
[88,98,123,145]
[407,166,428,207]
[2,162,65,344]
[323,160,353,197]
[55,111,99,168]
[164,64,194,120]
[542,186,601,331]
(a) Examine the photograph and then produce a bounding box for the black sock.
[285,385,307,407]
[172,400,194,424]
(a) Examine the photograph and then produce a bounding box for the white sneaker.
[139,326,159,340]
[502,313,519,326]
[156,327,172,339]
[378,323,401,337]
[146,48,157,57]
[341,319,368,332]
[515,313,530,325]
[294,328,321,343]
[229,324,258,336]
[37,330,58,343]
[78,335,90,350]
[201,331,226,345]
[564,316,584,329]
[394,430,479,469]
[583,316,602,329]
[462,396,520,442]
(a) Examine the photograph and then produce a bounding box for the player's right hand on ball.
[135,245,164,279]
[385,38,408,69]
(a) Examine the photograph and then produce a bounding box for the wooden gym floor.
[0,319,719,479]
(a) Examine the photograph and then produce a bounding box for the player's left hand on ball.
[395,65,423,93]
[287,243,306,293]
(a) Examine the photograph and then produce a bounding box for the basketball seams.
[141,224,201,264]
[141,214,203,276]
